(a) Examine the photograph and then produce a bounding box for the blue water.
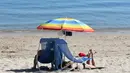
[0,0,130,30]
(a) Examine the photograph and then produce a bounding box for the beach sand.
[0,30,130,73]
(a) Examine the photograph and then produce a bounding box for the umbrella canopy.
[37,18,94,32]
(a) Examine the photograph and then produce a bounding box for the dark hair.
[58,61,72,68]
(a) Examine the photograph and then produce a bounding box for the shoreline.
[1,27,130,32]
[0,27,130,37]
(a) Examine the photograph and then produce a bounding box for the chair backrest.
[38,40,55,63]
[39,38,66,70]
[40,38,59,50]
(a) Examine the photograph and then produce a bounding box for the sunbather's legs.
[83,50,91,68]
[90,49,95,66]
[83,49,96,68]
[85,49,96,67]
[86,50,91,65]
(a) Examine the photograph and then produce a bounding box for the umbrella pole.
[63,30,66,61]
[62,17,67,61]
[65,31,66,40]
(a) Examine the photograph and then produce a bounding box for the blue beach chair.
[36,38,91,70]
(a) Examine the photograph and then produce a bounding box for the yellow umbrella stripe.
[40,24,61,27]
[40,23,93,29]
[56,18,75,20]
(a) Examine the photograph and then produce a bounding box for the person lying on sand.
[62,49,96,71]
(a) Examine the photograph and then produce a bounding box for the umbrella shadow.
[6,66,53,73]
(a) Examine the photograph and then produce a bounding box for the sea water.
[0,0,130,30]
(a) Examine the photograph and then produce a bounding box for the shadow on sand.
[85,67,105,70]
[7,66,105,73]
[6,66,53,73]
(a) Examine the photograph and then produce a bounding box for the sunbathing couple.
[32,49,96,70]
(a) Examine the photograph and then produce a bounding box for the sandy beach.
[0,30,130,73]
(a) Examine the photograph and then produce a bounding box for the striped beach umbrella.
[37,18,94,32]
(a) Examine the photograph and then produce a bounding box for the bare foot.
[86,64,96,68]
